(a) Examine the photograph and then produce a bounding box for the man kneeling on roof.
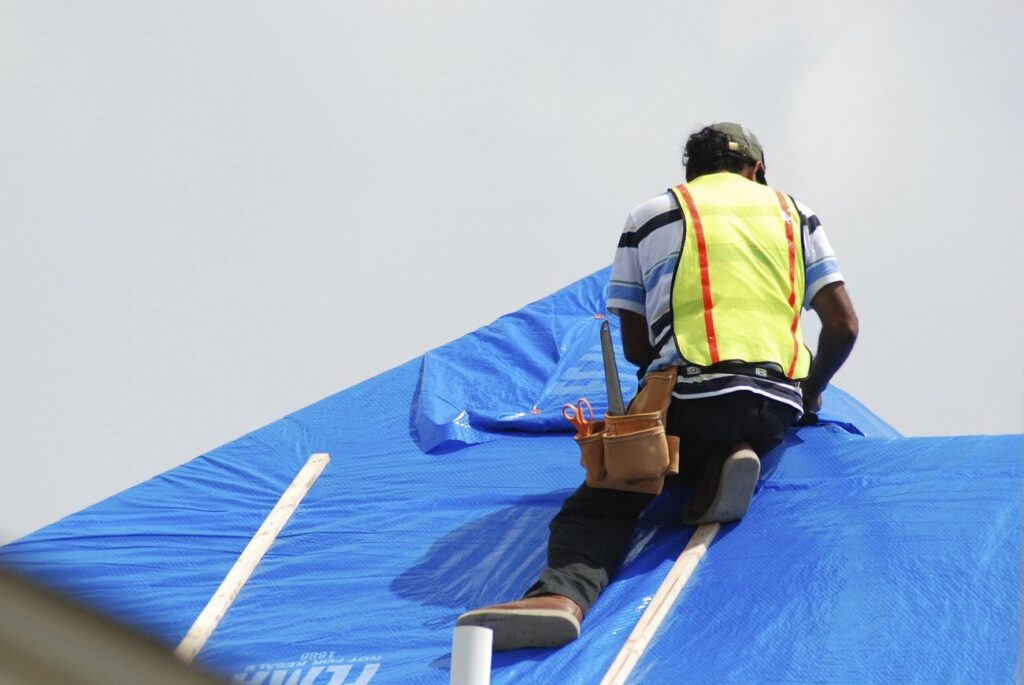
[458,122,859,650]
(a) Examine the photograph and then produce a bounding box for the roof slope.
[2,268,1021,684]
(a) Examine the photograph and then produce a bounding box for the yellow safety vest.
[669,172,811,379]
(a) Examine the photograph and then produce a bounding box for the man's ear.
[754,161,767,185]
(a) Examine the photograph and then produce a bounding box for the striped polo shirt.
[607,184,845,413]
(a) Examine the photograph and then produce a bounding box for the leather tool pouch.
[576,367,680,495]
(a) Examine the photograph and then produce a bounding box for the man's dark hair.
[683,126,756,178]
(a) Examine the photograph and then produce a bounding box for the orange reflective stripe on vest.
[772,188,803,378]
[673,183,720,363]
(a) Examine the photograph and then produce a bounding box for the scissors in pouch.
[562,398,594,438]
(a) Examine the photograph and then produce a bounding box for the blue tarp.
[2,268,1021,684]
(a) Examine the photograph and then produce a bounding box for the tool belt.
[576,368,680,495]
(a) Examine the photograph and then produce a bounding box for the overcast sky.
[2,1,1022,543]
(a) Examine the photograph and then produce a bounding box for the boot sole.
[456,608,580,651]
[684,449,760,525]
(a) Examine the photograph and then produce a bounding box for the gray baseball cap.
[709,122,764,165]
[709,122,766,183]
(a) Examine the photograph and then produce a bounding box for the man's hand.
[801,382,823,415]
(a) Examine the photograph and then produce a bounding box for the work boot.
[683,447,760,525]
[455,595,583,651]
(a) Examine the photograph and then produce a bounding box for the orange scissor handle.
[562,398,594,436]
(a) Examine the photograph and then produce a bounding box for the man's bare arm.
[619,310,656,374]
[803,282,859,413]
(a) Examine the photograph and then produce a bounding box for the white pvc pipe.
[450,625,493,685]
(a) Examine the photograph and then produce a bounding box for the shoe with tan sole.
[683,447,760,525]
[455,595,582,651]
